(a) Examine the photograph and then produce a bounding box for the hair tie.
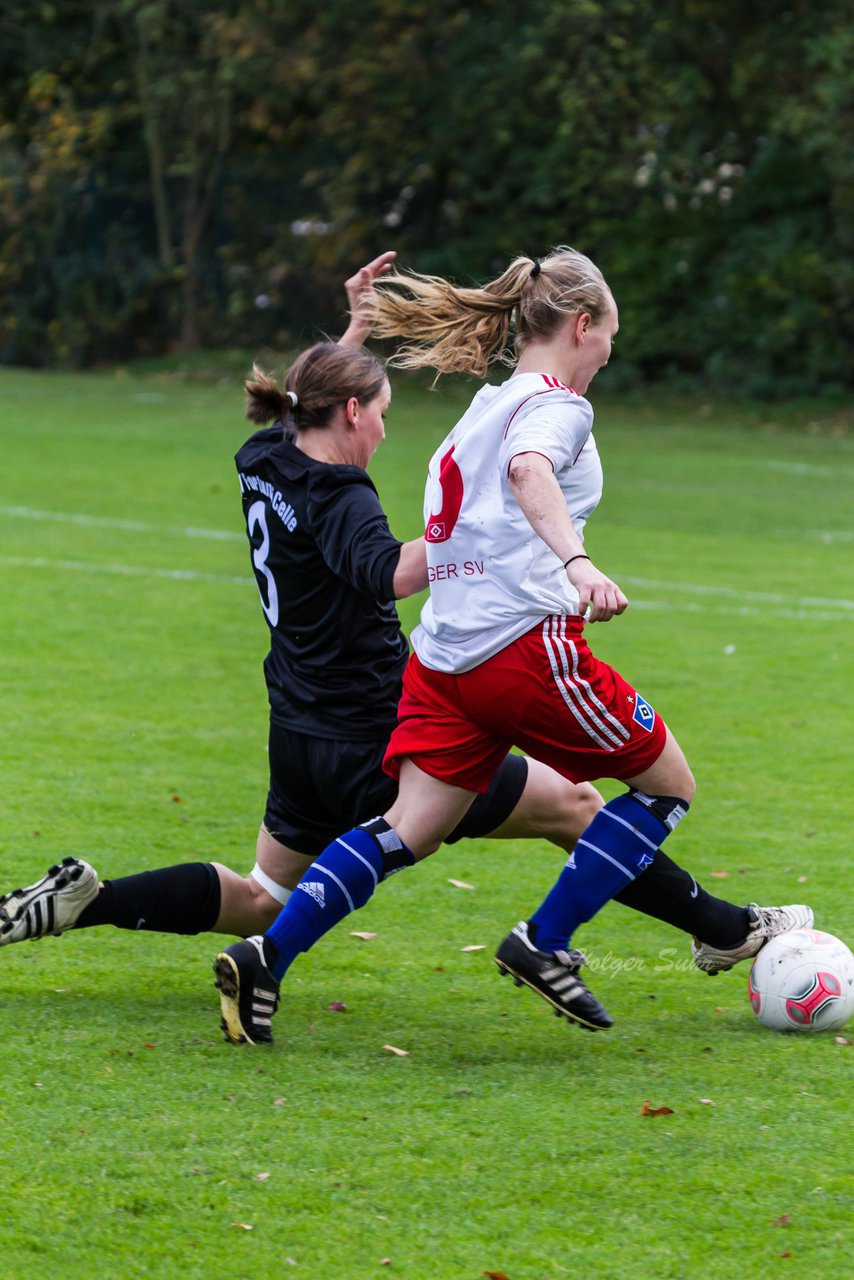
[530,258,542,279]
[285,389,299,410]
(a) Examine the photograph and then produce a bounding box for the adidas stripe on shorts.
[384,614,668,793]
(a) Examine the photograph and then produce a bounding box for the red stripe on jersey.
[541,374,577,393]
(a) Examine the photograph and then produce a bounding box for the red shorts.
[384,615,668,793]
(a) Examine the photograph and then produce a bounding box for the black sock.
[613,849,751,946]
[74,862,222,936]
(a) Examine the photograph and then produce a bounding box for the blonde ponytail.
[370,246,612,379]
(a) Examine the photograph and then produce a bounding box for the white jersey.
[412,372,602,674]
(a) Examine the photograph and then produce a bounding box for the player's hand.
[339,251,397,346]
[566,558,628,622]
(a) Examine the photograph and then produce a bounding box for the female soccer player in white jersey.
[3,253,780,971]
[213,247,811,1044]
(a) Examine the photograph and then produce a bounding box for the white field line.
[620,576,854,613]
[628,600,849,622]
[762,460,854,477]
[783,529,854,542]
[2,505,852,618]
[1,555,852,620]
[4,502,851,552]
[0,554,248,587]
[0,504,243,542]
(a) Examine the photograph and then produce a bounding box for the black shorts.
[263,720,529,858]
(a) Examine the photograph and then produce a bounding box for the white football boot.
[0,857,100,944]
[692,903,814,975]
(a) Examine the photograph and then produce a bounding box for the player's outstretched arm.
[339,250,397,347]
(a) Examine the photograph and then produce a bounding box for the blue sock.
[263,823,413,981]
[529,792,680,952]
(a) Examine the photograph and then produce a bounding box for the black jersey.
[235,426,408,740]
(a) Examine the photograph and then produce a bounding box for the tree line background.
[1,0,851,395]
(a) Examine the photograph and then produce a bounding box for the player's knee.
[245,870,290,928]
[538,778,603,844]
[381,806,441,860]
[677,769,696,806]
[408,836,441,860]
[669,756,696,805]
[251,883,284,928]
[573,781,605,832]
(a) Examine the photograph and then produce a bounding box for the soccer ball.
[748,929,854,1032]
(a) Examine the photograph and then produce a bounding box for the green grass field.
[0,363,852,1279]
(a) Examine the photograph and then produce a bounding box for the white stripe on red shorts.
[541,615,631,751]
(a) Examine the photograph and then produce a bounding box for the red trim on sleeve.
[503,383,580,440]
[504,448,556,478]
[503,389,559,439]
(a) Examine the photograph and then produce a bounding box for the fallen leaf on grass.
[327,1000,347,1012]
[448,878,475,889]
[461,944,485,952]
[143,1043,156,1050]
[483,1271,514,1279]
[171,794,182,804]
[709,870,729,879]
[254,1172,271,1182]
[382,1044,409,1056]
[780,1252,792,1259]
[773,1214,791,1227]
[640,1100,674,1117]
[350,931,377,940]
[834,1036,853,1046]
[231,1222,253,1230]
[714,1006,725,1014]
[272,1096,285,1106]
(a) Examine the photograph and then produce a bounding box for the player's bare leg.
[485,760,602,848]
[211,825,313,935]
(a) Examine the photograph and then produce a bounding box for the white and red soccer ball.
[748,929,854,1032]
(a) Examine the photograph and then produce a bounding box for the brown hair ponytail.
[245,342,387,429]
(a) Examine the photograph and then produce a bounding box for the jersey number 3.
[247,500,279,626]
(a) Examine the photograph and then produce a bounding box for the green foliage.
[0,1,851,390]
